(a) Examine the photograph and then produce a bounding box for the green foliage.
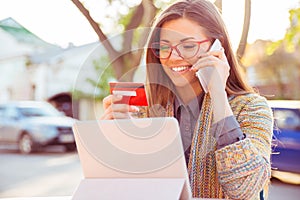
[154,0,177,10]
[100,0,141,33]
[119,7,135,28]
[86,56,116,100]
[71,89,91,100]
[72,56,116,101]
[284,8,300,52]
[268,7,300,55]
[266,40,282,56]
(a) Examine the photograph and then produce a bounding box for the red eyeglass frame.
[151,39,211,59]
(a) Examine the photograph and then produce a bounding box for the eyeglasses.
[151,39,210,59]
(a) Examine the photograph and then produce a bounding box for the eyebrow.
[160,37,196,43]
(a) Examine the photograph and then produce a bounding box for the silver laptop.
[72,117,192,200]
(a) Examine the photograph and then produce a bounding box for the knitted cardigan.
[138,92,273,200]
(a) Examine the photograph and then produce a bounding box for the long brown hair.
[145,0,254,109]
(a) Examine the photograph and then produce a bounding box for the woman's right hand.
[100,94,139,120]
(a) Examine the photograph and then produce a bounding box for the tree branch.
[71,0,119,57]
[236,0,251,68]
[135,0,157,60]
[214,0,222,13]
[123,3,144,52]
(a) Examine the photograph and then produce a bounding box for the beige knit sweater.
[138,93,273,199]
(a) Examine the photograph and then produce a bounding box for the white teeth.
[171,66,189,72]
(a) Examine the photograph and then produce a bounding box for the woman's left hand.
[191,48,230,93]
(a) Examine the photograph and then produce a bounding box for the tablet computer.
[72,117,192,200]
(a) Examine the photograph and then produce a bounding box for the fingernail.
[116,94,122,99]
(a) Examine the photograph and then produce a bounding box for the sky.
[0,0,299,49]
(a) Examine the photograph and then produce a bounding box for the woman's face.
[159,18,211,89]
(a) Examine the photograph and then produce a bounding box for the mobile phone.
[109,82,148,106]
[195,39,222,93]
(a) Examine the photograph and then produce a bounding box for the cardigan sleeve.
[210,115,245,149]
[215,94,273,200]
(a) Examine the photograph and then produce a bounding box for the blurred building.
[0,17,62,101]
[0,17,106,119]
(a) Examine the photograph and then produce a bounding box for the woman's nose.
[169,49,183,60]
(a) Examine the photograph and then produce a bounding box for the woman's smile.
[170,65,192,73]
[159,18,209,89]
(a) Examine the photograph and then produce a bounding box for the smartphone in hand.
[195,39,222,93]
[109,82,148,106]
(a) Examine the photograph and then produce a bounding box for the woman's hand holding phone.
[191,39,230,94]
[191,39,233,124]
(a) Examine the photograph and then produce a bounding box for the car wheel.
[65,143,76,152]
[19,134,34,154]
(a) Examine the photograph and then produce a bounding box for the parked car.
[268,100,300,174]
[0,101,77,154]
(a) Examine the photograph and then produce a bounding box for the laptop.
[72,117,192,200]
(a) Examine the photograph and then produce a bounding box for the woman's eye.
[183,44,196,49]
[160,45,170,51]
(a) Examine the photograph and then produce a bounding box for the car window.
[0,106,5,118]
[273,109,300,130]
[5,106,20,119]
[18,105,61,117]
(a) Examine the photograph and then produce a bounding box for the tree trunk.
[214,0,222,13]
[236,0,251,71]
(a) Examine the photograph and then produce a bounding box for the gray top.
[174,94,203,152]
[174,94,245,155]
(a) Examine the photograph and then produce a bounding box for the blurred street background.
[1,0,300,199]
[0,147,300,199]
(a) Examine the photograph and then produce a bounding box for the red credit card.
[109,82,148,106]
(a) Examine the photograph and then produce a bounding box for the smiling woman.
[100,0,274,199]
